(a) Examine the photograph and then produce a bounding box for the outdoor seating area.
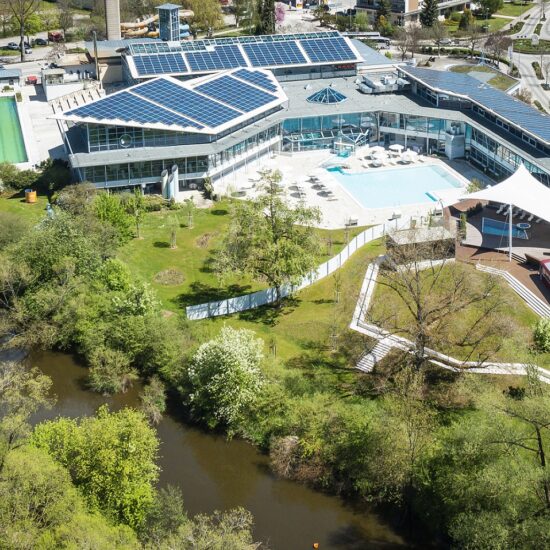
[359,144,426,169]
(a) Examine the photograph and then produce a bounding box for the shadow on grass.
[199,255,216,274]
[154,241,171,248]
[211,209,228,216]
[175,281,253,308]
[238,296,301,326]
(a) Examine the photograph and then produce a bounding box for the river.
[26,349,407,549]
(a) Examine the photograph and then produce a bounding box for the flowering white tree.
[187,326,264,430]
[275,2,286,26]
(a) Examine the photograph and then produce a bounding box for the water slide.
[121,10,194,38]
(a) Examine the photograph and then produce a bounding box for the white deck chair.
[495,204,506,215]
[519,211,528,220]
[535,218,543,223]
[512,208,522,217]
[527,214,535,222]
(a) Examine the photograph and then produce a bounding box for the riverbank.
[28,349,408,549]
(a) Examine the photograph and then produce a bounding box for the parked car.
[33,38,47,46]
[6,42,19,50]
[437,38,454,46]
[48,31,64,43]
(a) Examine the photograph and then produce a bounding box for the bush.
[0,162,37,191]
[143,194,165,211]
[532,61,543,79]
[533,319,550,352]
[88,346,138,394]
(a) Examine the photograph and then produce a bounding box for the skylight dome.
[306,87,347,104]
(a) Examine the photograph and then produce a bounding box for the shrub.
[533,319,550,352]
[0,162,37,191]
[532,61,543,79]
[143,194,165,211]
[88,346,138,394]
[186,326,264,431]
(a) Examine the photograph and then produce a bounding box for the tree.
[394,26,410,60]
[420,0,439,27]
[430,20,448,56]
[94,191,133,243]
[215,169,321,304]
[458,8,474,30]
[515,87,533,104]
[186,326,264,431]
[183,0,223,31]
[533,319,550,353]
[257,0,275,34]
[275,1,285,26]
[234,0,257,29]
[0,446,138,548]
[125,187,145,239]
[479,0,504,17]
[467,21,483,58]
[140,375,166,425]
[31,405,159,529]
[485,30,511,65]
[367,233,511,371]
[88,346,138,394]
[57,0,74,38]
[408,22,425,58]
[5,0,41,61]
[376,0,391,23]
[0,361,52,473]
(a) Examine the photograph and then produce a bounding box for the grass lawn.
[117,200,368,314]
[0,49,19,57]
[192,238,384,363]
[513,38,550,53]
[496,2,533,17]
[369,263,548,367]
[0,191,49,224]
[449,64,517,90]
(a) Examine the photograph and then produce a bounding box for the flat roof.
[350,39,394,68]
[54,67,287,134]
[389,227,453,245]
[0,68,21,79]
[400,66,550,146]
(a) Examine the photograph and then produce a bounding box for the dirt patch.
[195,232,216,248]
[153,268,185,286]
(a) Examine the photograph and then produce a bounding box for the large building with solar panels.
[54,31,550,192]
[121,32,364,83]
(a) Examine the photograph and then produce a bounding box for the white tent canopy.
[463,164,550,223]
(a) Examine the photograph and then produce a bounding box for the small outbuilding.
[0,68,22,87]
[386,227,455,261]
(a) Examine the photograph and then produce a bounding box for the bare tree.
[4,0,41,62]
[408,23,425,60]
[430,20,448,57]
[514,87,533,105]
[543,55,550,88]
[394,26,410,60]
[366,232,511,371]
[467,22,483,59]
[485,31,512,66]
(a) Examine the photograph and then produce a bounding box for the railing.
[186,219,410,320]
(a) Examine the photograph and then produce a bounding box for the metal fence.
[186,221,406,320]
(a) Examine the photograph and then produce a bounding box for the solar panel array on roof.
[401,67,550,143]
[128,42,174,55]
[133,53,187,75]
[300,37,355,63]
[134,78,242,126]
[242,42,306,67]
[66,91,202,128]
[233,68,278,92]
[196,75,277,112]
[186,45,246,72]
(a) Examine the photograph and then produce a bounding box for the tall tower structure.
[157,3,181,42]
[104,0,121,41]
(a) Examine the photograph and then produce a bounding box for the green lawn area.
[449,64,517,91]
[0,191,49,224]
[0,49,19,57]
[193,238,384,363]
[496,2,533,17]
[446,17,510,35]
[117,200,368,314]
[369,263,548,367]
[513,38,550,53]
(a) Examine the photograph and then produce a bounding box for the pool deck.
[221,149,474,229]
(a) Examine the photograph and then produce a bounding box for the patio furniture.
[527,214,534,222]
[495,204,506,215]
[519,211,528,220]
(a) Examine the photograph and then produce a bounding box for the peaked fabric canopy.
[463,164,550,223]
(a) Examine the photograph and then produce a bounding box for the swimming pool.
[482,217,528,239]
[0,97,27,163]
[328,164,462,209]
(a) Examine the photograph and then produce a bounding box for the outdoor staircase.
[476,263,550,318]
[356,338,393,373]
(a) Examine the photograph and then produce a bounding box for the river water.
[26,349,407,549]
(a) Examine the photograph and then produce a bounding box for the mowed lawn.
[118,200,368,313]
[370,263,548,367]
[0,191,50,224]
[496,1,534,17]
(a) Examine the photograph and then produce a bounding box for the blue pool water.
[482,217,528,239]
[328,165,462,208]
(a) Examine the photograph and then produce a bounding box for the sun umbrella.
[389,144,404,152]
[370,145,385,154]
[373,150,387,159]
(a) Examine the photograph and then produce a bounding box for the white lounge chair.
[512,208,522,217]
[527,214,534,222]
[495,204,506,215]
[535,218,542,223]
[519,211,528,220]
